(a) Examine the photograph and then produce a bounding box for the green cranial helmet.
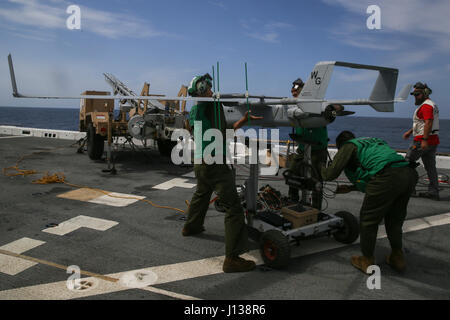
[188,73,213,96]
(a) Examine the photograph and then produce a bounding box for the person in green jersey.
[183,73,262,273]
[321,131,418,274]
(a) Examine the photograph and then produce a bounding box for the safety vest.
[413,99,439,137]
[344,138,409,192]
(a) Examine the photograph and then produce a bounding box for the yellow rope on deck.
[2,145,186,214]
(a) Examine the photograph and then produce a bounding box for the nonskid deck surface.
[0,135,449,300]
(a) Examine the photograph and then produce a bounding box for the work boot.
[351,255,375,274]
[418,192,440,201]
[386,249,406,273]
[223,256,256,273]
[182,226,205,237]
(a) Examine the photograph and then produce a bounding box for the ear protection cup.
[412,82,432,97]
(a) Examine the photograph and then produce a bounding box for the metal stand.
[102,112,117,174]
[245,163,259,215]
[301,143,313,207]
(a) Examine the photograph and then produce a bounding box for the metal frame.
[245,140,345,245]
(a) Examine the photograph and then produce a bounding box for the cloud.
[323,0,450,52]
[208,1,226,10]
[0,0,65,29]
[390,50,433,67]
[0,0,170,39]
[338,36,401,51]
[324,0,450,36]
[242,20,295,43]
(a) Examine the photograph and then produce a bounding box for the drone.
[8,54,411,131]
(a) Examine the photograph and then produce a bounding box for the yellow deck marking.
[57,188,107,202]
[57,188,146,207]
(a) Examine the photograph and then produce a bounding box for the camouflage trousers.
[184,163,249,257]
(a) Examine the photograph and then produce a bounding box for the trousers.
[184,163,249,257]
[405,140,439,196]
[359,166,418,257]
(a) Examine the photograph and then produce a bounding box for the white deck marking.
[152,178,196,190]
[0,238,46,275]
[1,212,449,299]
[57,188,145,207]
[42,215,118,236]
[88,192,146,207]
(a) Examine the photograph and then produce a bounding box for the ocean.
[1,106,449,153]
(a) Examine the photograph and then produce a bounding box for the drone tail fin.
[395,83,413,102]
[368,68,399,112]
[299,62,335,100]
[8,54,20,97]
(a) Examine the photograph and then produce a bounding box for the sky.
[0,0,449,118]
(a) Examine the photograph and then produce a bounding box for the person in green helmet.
[321,130,418,274]
[288,78,328,210]
[183,73,262,273]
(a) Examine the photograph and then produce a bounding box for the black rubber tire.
[157,139,177,157]
[87,123,105,160]
[260,230,291,269]
[214,199,226,212]
[333,211,360,244]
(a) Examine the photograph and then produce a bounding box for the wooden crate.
[281,204,319,228]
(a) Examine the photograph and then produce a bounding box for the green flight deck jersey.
[321,137,409,193]
[189,101,227,162]
[295,127,328,151]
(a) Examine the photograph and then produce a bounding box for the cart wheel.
[214,199,226,213]
[260,230,291,269]
[333,211,359,244]
[87,123,105,160]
